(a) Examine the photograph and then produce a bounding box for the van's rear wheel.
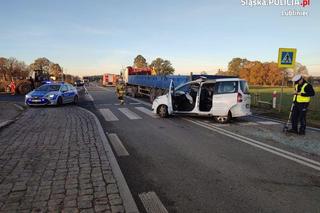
[158,105,168,118]
[214,112,231,124]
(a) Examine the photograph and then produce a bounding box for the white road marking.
[99,108,119,121]
[84,93,94,101]
[139,191,168,213]
[84,85,89,94]
[129,102,141,105]
[125,96,152,107]
[95,103,114,108]
[107,133,129,156]
[237,122,258,126]
[135,107,159,118]
[251,114,320,132]
[118,108,142,120]
[256,121,280,125]
[185,118,320,172]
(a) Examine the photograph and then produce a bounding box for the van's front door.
[167,80,174,115]
[172,82,200,113]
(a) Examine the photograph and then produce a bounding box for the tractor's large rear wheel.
[18,83,32,95]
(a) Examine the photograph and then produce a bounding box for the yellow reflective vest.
[116,84,125,96]
[293,83,311,103]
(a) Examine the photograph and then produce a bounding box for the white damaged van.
[152,77,251,123]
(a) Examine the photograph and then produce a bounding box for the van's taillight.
[237,93,243,102]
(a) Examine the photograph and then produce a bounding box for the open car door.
[167,80,174,115]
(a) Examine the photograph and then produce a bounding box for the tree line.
[217,58,309,86]
[133,55,175,75]
[0,57,79,83]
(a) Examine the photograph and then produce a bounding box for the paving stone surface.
[0,106,124,212]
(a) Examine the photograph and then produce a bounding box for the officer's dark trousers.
[291,102,309,133]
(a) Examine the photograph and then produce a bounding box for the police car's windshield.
[35,84,61,91]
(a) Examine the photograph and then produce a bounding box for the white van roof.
[192,78,245,84]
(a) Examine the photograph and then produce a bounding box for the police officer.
[288,74,315,135]
[116,79,126,105]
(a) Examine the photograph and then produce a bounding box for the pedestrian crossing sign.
[278,48,297,68]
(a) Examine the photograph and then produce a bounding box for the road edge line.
[185,118,320,172]
[199,119,320,166]
[77,106,139,213]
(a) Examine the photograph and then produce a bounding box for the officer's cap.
[292,74,302,82]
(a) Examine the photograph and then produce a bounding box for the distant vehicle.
[25,82,78,106]
[152,78,251,123]
[102,73,120,86]
[74,80,84,87]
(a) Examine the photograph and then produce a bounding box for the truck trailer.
[123,66,235,102]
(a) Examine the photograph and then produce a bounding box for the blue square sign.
[281,52,293,64]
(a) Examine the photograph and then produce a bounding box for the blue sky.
[0,0,319,76]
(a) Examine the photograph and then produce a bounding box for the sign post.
[277,48,297,112]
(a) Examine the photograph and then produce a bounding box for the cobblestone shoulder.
[0,106,135,213]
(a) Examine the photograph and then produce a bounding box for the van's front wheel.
[158,105,168,118]
[214,112,231,124]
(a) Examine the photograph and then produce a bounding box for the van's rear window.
[240,81,250,94]
[215,81,238,94]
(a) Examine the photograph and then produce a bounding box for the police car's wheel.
[214,112,231,124]
[158,105,168,118]
[57,97,63,106]
[73,95,78,105]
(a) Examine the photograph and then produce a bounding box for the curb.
[77,107,139,213]
[0,120,14,129]
[13,103,25,111]
[0,102,26,130]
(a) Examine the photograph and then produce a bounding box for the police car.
[25,82,78,106]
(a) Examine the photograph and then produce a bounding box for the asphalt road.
[1,86,319,213]
[0,93,25,103]
[77,84,320,213]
